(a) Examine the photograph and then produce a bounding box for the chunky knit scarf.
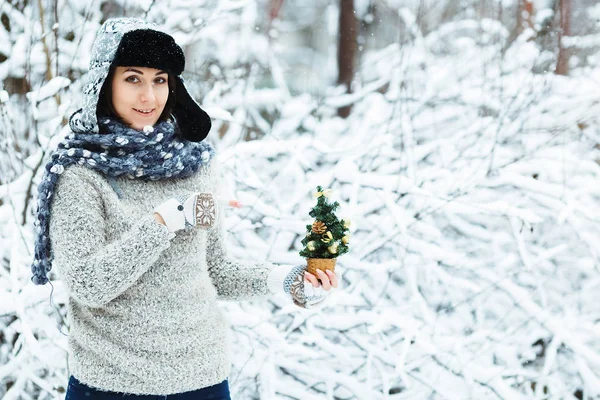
[31,118,215,285]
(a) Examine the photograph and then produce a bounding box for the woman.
[30,18,339,399]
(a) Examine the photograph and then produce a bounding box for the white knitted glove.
[154,192,217,233]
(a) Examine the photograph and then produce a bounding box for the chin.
[129,118,159,131]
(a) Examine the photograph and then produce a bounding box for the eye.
[154,77,167,84]
[125,76,140,83]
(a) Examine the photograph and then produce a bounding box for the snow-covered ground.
[1,1,600,399]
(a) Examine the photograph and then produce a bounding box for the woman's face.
[111,66,169,130]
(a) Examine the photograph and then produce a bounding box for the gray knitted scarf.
[31,118,215,285]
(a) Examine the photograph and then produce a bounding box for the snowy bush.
[1,1,600,399]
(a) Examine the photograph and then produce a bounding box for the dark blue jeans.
[65,376,231,400]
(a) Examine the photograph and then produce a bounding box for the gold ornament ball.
[328,243,339,254]
[342,235,350,244]
[343,219,351,229]
[307,241,317,251]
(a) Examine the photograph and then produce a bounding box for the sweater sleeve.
[204,157,298,301]
[49,167,175,308]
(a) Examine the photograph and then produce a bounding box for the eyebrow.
[123,68,167,76]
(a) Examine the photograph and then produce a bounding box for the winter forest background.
[1,0,600,399]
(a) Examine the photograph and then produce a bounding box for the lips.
[133,108,155,116]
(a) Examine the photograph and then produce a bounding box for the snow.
[1,1,600,399]
[562,34,600,50]
[26,77,71,103]
[202,105,234,122]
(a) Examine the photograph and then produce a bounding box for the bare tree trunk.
[516,0,534,34]
[555,0,571,75]
[337,0,357,118]
[37,0,53,83]
[507,0,534,47]
[268,0,284,23]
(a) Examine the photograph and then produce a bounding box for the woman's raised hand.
[154,192,217,233]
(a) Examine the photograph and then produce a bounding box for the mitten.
[154,192,217,233]
[283,265,333,309]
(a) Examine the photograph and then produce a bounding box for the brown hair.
[96,67,177,125]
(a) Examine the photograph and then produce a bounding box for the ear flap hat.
[69,18,211,142]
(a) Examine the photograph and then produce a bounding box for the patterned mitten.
[154,192,217,233]
[283,265,331,309]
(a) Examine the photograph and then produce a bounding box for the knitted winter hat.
[112,29,185,75]
[69,18,211,142]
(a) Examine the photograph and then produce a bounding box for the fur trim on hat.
[112,29,185,76]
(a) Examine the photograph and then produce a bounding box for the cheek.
[111,83,132,111]
[158,86,169,105]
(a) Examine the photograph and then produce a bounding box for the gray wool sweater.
[49,157,293,395]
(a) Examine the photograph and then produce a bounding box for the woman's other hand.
[287,267,341,309]
[304,269,339,291]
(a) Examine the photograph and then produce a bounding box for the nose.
[140,83,156,103]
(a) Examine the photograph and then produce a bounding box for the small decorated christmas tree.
[300,186,350,275]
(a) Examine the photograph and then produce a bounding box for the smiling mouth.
[133,108,155,115]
